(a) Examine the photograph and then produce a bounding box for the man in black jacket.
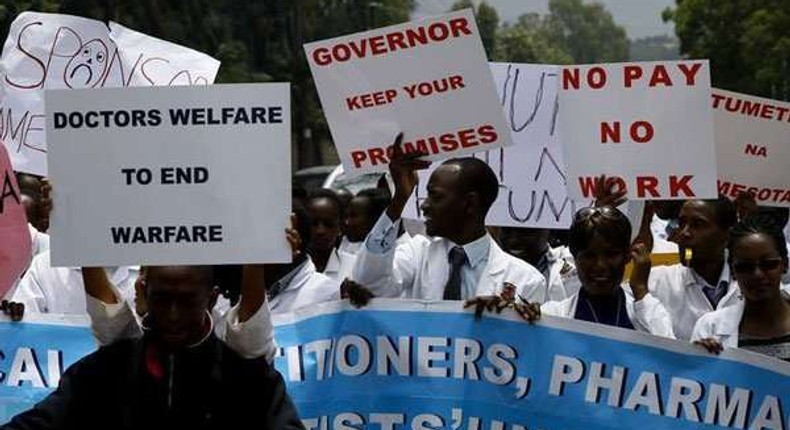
[1,266,304,430]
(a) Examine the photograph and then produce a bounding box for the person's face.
[500,228,550,264]
[575,233,630,296]
[345,196,373,242]
[420,165,467,238]
[144,266,217,350]
[731,233,787,303]
[308,197,342,253]
[676,201,728,256]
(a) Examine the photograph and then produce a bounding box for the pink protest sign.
[0,142,32,296]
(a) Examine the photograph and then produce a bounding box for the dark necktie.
[443,246,467,300]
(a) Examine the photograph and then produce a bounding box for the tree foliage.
[665,0,790,100]
[449,0,627,65]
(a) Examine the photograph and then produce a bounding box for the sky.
[414,0,676,40]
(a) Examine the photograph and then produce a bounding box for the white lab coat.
[353,232,547,302]
[690,301,744,348]
[546,246,580,301]
[28,224,50,257]
[647,264,741,341]
[268,259,340,314]
[323,248,357,284]
[11,251,138,315]
[541,286,676,338]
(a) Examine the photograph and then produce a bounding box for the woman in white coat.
[692,217,790,361]
[495,206,675,338]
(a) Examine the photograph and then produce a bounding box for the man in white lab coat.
[647,198,740,340]
[265,203,340,313]
[353,135,546,302]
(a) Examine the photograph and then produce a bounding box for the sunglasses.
[574,206,625,222]
[732,258,784,274]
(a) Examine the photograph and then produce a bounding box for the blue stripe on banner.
[1,301,788,430]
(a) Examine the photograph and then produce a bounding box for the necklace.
[583,293,623,327]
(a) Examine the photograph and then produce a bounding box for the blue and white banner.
[2,301,789,429]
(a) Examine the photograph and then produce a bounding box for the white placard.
[404,63,582,228]
[559,60,717,200]
[46,84,290,266]
[713,89,790,207]
[304,9,512,174]
[0,12,220,176]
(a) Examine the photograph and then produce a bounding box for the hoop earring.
[187,310,214,349]
[140,313,152,332]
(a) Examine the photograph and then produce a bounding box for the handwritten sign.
[46,84,291,267]
[712,89,790,206]
[0,12,220,176]
[304,9,511,174]
[405,63,580,228]
[559,61,717,200]
[0,142,31,296]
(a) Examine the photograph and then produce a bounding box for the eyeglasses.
[732,258,784,274]
[574,206,625,222]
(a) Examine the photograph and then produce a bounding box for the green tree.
[665,0,790,100]
[449,0,498,58]
[629,35,680,61]
[493,14,572,64]
[544,0,629,63]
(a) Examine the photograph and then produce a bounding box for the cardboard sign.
[404,63,581,228]
[0,143,31,295]
[0,12,220,176]
[712,89,790,206]
[46,84,291,266]
[304,9,512,174]
[559,61,717,200]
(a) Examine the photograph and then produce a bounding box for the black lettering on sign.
[111,225,224,244]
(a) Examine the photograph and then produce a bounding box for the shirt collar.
[689,258,731,292]
[448,234,490,269]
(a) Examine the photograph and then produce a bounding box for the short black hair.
[308,188,344,214]
[728,215,788,262]
[355,188,390,221]
[693,197,737,231]
[441,157,499,212]
[568,206,632,257]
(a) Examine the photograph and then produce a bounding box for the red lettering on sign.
[636,176,660,198]
[669,175,695,197]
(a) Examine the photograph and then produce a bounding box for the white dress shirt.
[353,213,547,302]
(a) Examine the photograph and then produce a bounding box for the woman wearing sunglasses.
[692,217,790,361]
[501,206,675,337]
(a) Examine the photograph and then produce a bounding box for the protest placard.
[404,63,581,229]
[46,84,291,266]
[712,89,790,206]
[0,143,31,296]
[304,9,512,174]
[0,12,220,176]
[559,60,717,200]
[3,302,788,430]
